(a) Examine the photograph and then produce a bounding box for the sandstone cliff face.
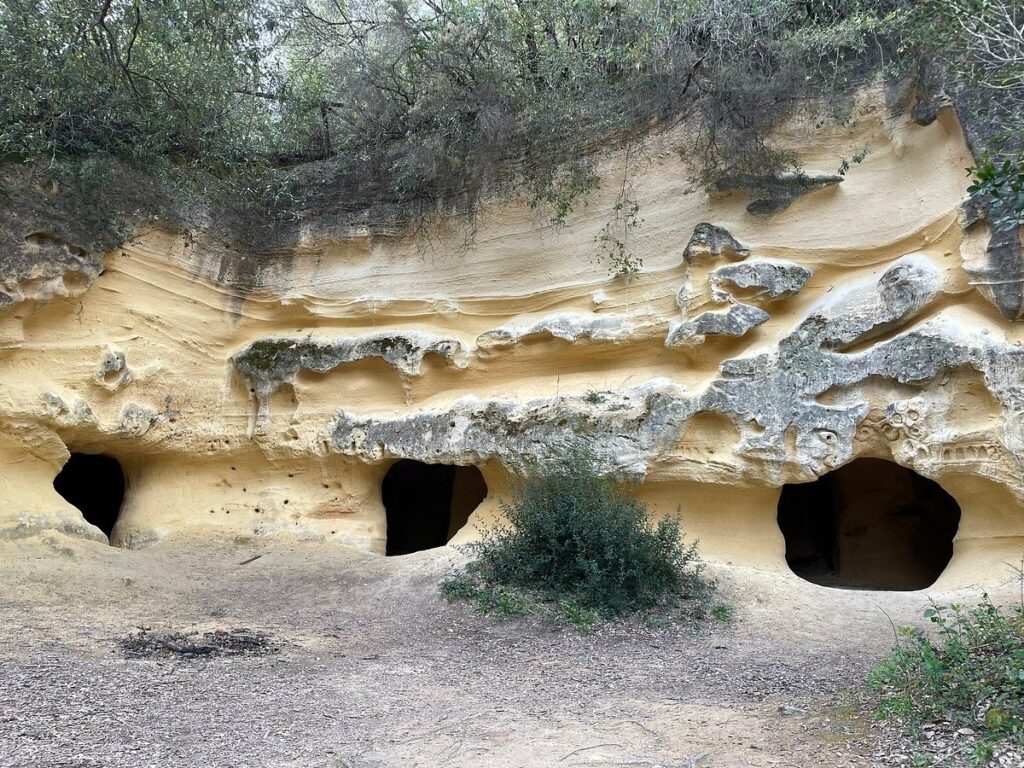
[1,92,1022,588]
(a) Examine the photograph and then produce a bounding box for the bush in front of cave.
[442,447,718,630]
[868,562,1024,765]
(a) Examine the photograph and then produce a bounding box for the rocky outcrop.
[910,60,951,127]
[666,303,770,346]
[966,226,1024,321]
[334,382,691,478]
[476,313,645,349]
[96,346,133,391]
[335,254,1024,490]
[713,171,844,215]
[0,161,171,310]
[950,82,1024,322]
[709,260,812,302]
[700,256,953,472]
[1,230,102,308]
[1,90,1022,583]
[683,223,750,262]
[234,333,468,427]
[960,198,1024,321]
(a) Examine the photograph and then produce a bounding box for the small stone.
[778,704,808,716]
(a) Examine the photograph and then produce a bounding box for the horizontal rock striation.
[1,91,1023,581]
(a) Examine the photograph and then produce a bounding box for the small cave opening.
[382,460,487,556]
[777,458,961,590]
[53,453,126,541]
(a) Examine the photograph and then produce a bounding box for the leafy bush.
[868,585,1024,764]
[970,158,1024,230]
[0,0,283,168]
[0,2,918,207]
[283,0,918,211]
[4,2,1018,248]
[442,449,716,628]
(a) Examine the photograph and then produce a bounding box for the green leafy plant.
[0,0,284,168]
[969,157,1024,229]
[1,1,933,229]
[868,560,1024,764]
[596,143,644,277]
[912,0,1024,227]
[597,193,644,278]
[837,144,872,177]
[442,447,716,630]
[529,160,600,226]
[711,604,735,623]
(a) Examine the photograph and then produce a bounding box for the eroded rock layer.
[2,93,1022,586]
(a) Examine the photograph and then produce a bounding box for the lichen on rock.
[233,333,468,428]
[666,303,770,347]
[477,312,650,350]
[332,381,693,479]
[119,404,158,438]
[709,260,812,302]
[713,171,844,215]
[682,223,750,263]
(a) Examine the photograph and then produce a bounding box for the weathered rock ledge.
[1,91,1022,586]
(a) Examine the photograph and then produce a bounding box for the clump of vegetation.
[0,4,937,202]
[442,448,718,630]
[868,568,1024,764]
[971,158,1024,231]
[1,2,1020,250]
[0,1,282,171]
[909,0,1024,229]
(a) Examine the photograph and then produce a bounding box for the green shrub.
[442,448,715,628]
[868,586,1024,763]
[0,1,928,216]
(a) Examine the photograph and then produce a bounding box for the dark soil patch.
[120,627,277,659]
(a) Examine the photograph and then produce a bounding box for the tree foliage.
[0,1,1020,222]
[282,0,913,208]
[0,0,285,168]
[920,0,1024,227]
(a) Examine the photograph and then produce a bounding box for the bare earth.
[1,534,1017,768]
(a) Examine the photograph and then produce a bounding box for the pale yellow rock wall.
[2,92,1023,585]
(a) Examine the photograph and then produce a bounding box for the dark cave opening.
[53,452,126,540]
[777,457,961,590]
[382,460,487,556]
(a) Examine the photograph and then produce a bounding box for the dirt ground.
[1,533,1019,768]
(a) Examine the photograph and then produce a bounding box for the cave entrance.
[382,460,487,556]
[777,458,960,590]
[53,453,126,541]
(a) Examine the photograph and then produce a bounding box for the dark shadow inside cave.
[53,452,125,541]
[382,460,487,556]
[777,457,960,590]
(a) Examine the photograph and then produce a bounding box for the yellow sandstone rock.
[1,93,1022,590]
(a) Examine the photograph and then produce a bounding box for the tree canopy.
[0,1,1020,219]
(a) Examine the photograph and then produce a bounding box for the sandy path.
[1,533,1016,768]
